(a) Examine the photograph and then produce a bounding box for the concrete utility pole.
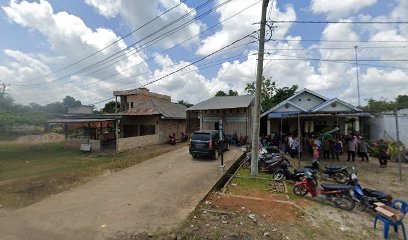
[394,109,403,182]
[354,46,361,107]
[251,0,269,177]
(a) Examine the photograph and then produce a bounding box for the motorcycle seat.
[325,166,347,171]
[321,184,352,190]
[294,168,317,174]
[363,188,390,199]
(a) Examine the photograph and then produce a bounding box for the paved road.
[0,146,242,240]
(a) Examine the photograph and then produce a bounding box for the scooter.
[168,135,176,145]
[305,159,349,184]
[242,150,287,173]
[347,167,393,210]
[293,170,355,211]
[272,161,319,184]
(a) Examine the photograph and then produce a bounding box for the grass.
[0,142,187,208]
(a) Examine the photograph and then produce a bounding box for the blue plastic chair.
[374,199,408,240]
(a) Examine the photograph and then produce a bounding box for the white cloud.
[84,0,202,48]
[310,0,377,19]
[196,0,296,56]
[1,0,149,105]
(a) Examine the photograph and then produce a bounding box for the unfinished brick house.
[113,88,186,152]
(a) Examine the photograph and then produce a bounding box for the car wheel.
[192,154,197,159]
[213,150,219,160]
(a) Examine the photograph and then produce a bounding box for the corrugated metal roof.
[187,95,254,111]
[122,100,187,119]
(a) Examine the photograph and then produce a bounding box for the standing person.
[313,144,320,160]
[347,136,358,162]
[334,140,342,160]
[359,138,369,162]
[290,136,298,158]
[322,139,330,160]
[377,139,389,167]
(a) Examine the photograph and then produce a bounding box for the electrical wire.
[17,0,218,86]
[90,31,257,105]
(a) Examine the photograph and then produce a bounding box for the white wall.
[288,92,325,110]
[319,102,353,112]
[369,109,408,146]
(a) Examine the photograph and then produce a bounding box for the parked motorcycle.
[242,150,286,173]
[347,167,393,210]
[293,170,356,211]
[305,159,349,184]
[272,161,319,184]
[168,135,176,145]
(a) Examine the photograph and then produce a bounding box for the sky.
[0,0,407,109]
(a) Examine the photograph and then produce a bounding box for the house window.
[331,103,337,108]
[307,98,311,101]
[285,103,289,109]
[243,109,246,113]
[140,125,155,135]
[298,99,302,101]
[131,102,134,108]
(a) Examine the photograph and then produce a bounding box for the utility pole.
[394,109,402,182]
[251,0,269,177]
[354,46,361,107]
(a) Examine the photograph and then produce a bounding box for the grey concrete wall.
[116,134,159,153]
[369,109,408,145]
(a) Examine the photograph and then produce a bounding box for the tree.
[101,101,120,113]
[362,95,408,113]
[396,95,408,109]
[63,96,81,108]
[215,89,239,97]
[215,90,227,96]
[177,100,193,108]
[245,76,298,110]
[228,90,238,96]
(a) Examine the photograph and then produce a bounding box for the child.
[313,145,320,160]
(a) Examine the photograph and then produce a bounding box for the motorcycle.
[293,170,356,211]
[242,150,287,173]
[272,160,319,184]
[305,159,349,184]
[347,167,393,210]
[168,135,176,145]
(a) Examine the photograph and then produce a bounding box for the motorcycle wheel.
[272,172,285,181]
[332,195,356,211]
[333,173,348,184]
[242,161,250,169]
[293,185,308,196]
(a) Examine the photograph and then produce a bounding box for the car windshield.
[191,133,211,141]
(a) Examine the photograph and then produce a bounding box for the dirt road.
[0,146,243,240]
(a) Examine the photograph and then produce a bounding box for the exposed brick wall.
[158,119,186,143]
[116,134,159,153]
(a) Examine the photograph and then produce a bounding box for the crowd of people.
[262,133,390,168]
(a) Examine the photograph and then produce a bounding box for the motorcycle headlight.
[351,173,358,181]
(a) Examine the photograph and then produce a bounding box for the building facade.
[187,95,255,142]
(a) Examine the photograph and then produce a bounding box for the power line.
[22,0,190,83]
[40,46,253,98]
[272,39,408,43]
[18,0,218,86]
[270,20,408,24]
[14,0,260,101]
[264,46,408,51]
[265,53,408,70]
[91,31,257,105]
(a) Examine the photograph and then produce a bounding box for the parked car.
[189,130,230,159]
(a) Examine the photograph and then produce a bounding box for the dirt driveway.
[0,146,243,240]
